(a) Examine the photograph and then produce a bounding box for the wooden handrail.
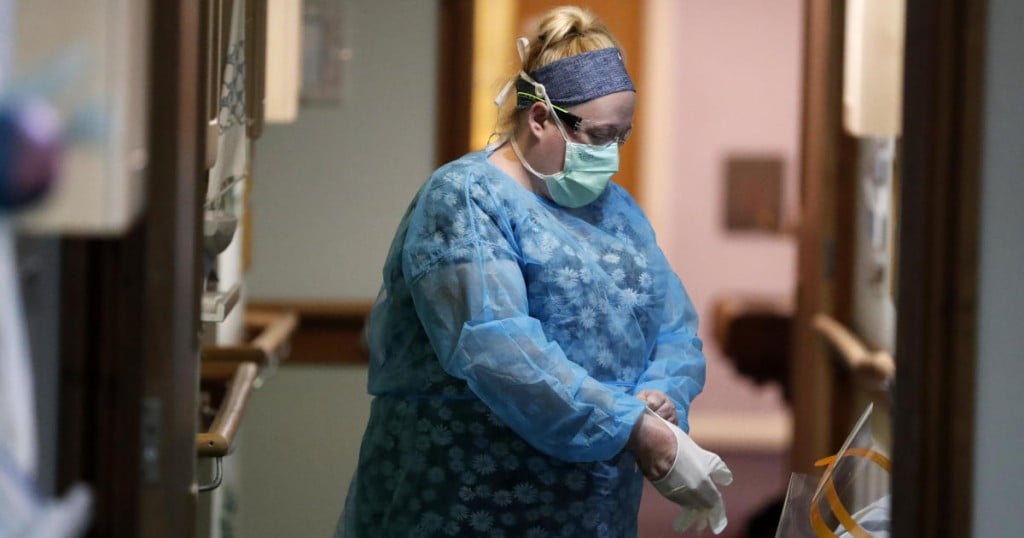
[197,361,258,457]
[250,309,299,357]
[245,301,372,365]
[201,309,299,365]
[196,311,298,457]
[812,314,896,383]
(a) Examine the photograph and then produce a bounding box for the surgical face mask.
[511,129,619,209]
[501,71,620,208]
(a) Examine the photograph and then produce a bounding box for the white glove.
[645,408,733,534]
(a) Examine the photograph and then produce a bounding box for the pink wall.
[641,0,804,421]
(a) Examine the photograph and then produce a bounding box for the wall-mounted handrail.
[201,309,299,365]
[249,309,298,357]
[245,300,373,365]
[812,314,895,384]
[196,310,299,458]
[196,361,258,457]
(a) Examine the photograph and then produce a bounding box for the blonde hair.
[494,6,624,139]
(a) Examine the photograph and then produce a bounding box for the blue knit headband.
[515,47,635,109]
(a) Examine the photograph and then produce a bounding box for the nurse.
[338,6,729,537]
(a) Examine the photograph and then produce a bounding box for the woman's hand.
[636,389,678,425]
[627,411,677,480]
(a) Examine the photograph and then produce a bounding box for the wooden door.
[58,1,207,536]
[790,0,852,475]
[795,0,985,536]
[891,0,985,535]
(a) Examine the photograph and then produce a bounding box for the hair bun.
[521,7,620,72]
[537,6,598,49]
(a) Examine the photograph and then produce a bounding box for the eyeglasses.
[517,92,632,146]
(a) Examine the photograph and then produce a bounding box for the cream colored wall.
[642,0,803,448]
[246,0,439,301]
[238,366,371,537]
[239,1,437,536]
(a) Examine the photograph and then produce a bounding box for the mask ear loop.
[517,71,571,141]
[510,37,573,140]
[492,36,571,180]
[490,37,531,149]
[493,37,531,108]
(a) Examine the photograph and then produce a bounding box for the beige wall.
[246,0,439,301]
[237,366,371,538]
[239,1,437,536]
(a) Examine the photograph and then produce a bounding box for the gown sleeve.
[401,168,647,463]
[633,266,707,433]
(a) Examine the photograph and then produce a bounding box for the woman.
[338,7,727,537]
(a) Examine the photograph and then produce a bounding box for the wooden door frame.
[798,0,985,535]
[58,1,206,536]
[58,234,148,536]
[891,0,985,536]
[435,0,475,167]
[138,1,206,535]
[791,0,847,476]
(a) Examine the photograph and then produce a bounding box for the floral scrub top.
[337,149,706,537]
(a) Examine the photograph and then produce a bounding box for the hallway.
[1,1,1021,537]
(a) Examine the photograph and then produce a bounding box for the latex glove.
[636,389,679,425]
[645,408,733,534]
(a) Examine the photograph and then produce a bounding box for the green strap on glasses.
[516,92,583,130]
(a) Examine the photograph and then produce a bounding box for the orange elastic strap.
[814,448,892,472]
[808,448,892,538]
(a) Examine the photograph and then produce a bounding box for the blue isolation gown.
[338,149,706,537]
